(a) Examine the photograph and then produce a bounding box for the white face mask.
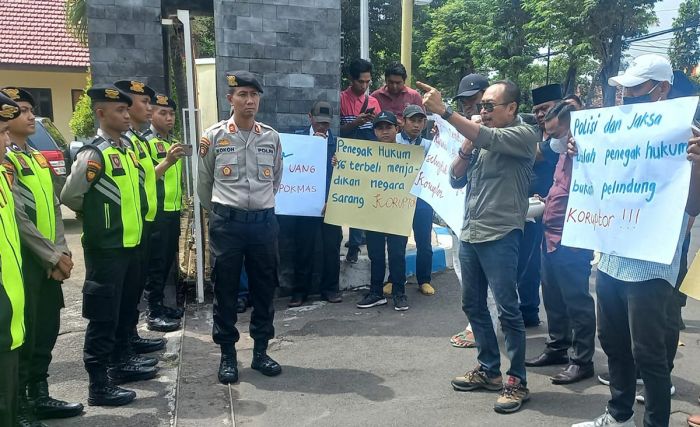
[549,136,567,154]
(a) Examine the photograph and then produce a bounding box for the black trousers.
[209,205,278,347]
[516,220,543,324]
[366,231,407,296]
[321,223,343,296]
[145,211,181,310]
[597,271,672,427]
[277,215,321,298]
[82,247,140,374]
[0,349,18,426]
[540,245,595,365]
[19,248,64,389]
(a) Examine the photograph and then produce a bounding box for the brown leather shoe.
[322,292,343,303]
[688,414,700,427]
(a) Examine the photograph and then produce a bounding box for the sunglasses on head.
[477,101,511,113]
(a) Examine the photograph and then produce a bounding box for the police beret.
[532,83,563,106]
[87,85,133,106]
[0,93,20,122]
[113,80,156,98]
[0,87,35,107]
[151,93,177,110]
[226,71,264,94]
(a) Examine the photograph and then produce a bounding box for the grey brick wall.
[87,0,166,92]
[213,0,341,133]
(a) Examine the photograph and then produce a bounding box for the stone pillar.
[86,0,166,92]
[213,0,341,133]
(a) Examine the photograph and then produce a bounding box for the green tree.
[69,73,95,139]
[669,0,700,74]
[65,0,87,47]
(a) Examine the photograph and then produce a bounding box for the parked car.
[27,117,71,177]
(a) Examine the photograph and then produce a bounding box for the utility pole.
[401,0,414,83]
[360,0,369,60]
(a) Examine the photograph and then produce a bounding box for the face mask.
[622,82,661,105]
[549,136,568,154]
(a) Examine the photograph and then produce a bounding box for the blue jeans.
[459,230,526,383]
[516,220,542,324]
[412,200,433,284]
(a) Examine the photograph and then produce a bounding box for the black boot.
[107,362,158,385]
[147,307,181,333]
[251,342,281,377]
[121,347,158,368]
[17,388,47,427]
[130,328,166,354]
[161,305,184,320]
[27,380,84,420]
[87,371,136,407]
[218,346,239,384]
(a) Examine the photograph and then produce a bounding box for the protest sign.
[680,250,700,300]
[324,138,424,236]
[561,96,698,264]
[409,115,466,234]
[275,133,327,217]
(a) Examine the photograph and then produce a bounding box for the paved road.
[44,208,700,426]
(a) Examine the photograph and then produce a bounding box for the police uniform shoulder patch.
[199,136,211,157]
[86,159,102,182]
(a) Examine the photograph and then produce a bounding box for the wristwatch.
[441,105,453,120]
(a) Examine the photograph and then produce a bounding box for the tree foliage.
[669,0,700,74]
[69,72,95,139]
[65,0,87,47]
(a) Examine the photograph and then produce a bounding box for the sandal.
[451,330,476,348]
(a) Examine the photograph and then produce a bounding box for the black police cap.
[532,83,563,106]
[0,93,20,122]
[0,87,35,107]
[151,93,177,110]
[226,71,264,94]
[113,80,156,98]
[87,85,133,106]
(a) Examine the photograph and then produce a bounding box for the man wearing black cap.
[287,100,343,306]
[198,71,283,384]
[453,74,490,118]
[0,93,24,427]
[516,83,562,328]
[356,111,410,311]
[113,80,181,337]
[1,87,84,424]
[143,93,187,326]
[61,85,153,407]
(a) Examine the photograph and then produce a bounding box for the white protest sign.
[275,133,327,217]
[410,114,466,234]
[561,96,698,264]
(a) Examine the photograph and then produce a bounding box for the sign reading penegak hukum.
[324,138,423,236]
[561,96,698,264]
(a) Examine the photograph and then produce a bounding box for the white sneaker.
[635,385,675,403]
[572,410,636,427]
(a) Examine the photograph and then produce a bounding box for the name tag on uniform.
[257,147,274,155]
[216,146,236,154]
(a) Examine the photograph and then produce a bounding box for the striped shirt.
[598,213,689,287]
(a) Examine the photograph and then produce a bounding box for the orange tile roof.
[0,0,89,68]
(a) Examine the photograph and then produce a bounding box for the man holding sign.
[418,79,538,414]
[571,55,700,427]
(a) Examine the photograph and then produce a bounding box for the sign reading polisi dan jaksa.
[561,96,698,264]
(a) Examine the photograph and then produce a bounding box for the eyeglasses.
[477,102,511,113]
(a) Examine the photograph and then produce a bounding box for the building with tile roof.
[0,0,90,139]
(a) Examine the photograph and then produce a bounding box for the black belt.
[212,203,274,223]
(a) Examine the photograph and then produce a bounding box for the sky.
[626,0,682,58]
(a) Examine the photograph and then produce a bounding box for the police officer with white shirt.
[197,71,283,384]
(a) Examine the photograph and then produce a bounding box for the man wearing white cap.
[573,54,700,427]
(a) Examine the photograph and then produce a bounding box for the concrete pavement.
[43,208,700,426]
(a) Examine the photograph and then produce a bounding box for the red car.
[27,117,71,177]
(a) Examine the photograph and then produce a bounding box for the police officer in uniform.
[1,87,84,425]
[0,93,24,427]
[114,80,181,338]
[144,93,185,320]
[61,85,156,406]
[198,71,283,384]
